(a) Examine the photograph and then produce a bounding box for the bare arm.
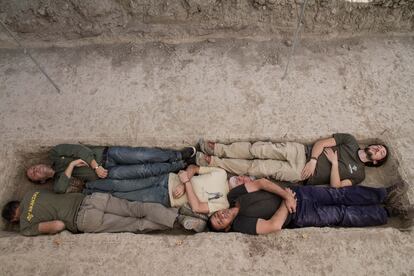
[256,202,289,235]
[245,179,296,213]
[301,137,337,180]
[64,159,88,178]
[178,170,209,214]
[183,180,209,214]
[38,220,65,235]
[324,148,353,188]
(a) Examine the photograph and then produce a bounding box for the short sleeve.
[232,216,259,235]
[54,173,70,194]
[227,185,248,207]
[333,133,357,146]
[21,223,40,236]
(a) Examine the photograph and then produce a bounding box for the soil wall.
[1,0,413,43]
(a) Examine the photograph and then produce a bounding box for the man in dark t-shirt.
[198,133,389,188]
[208,177,389,235]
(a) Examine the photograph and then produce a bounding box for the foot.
[179,204,208,221]
[385,181,413,220]
[197,139,215,155]
[177,214,207,233]
[180,146,196,160]
[196,152,211,167]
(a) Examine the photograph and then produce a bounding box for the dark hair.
[2,201,20,223]
[364,144,389,167]
[207,215,226,233]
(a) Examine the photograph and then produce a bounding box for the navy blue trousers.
[290,186,388,228]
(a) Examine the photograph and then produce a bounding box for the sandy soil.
[0,2,413,274]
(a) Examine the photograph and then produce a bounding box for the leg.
[76,193,177,233]
[78,212,172,233]
[108,161,185,179]
[214,141,305,161]
[214,142,255,159]
[292,201,388,227]
[85,174,168,192]
[209,156,303,182]
[295,186,387,206]
[105,146,182,167]
[84,175,170,206]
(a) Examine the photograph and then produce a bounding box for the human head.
[363,144,389,167]
[208,208,238,232]
[26,164,54,183]
[2,201,20,223]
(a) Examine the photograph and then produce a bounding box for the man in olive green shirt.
[26,144,196,193]
[2,190,205,236]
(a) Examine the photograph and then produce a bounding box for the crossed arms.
[301,137,353,188]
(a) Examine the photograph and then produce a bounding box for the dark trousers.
[290,186,388,228]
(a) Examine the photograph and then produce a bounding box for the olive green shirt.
[307,133,365,185]
[50,144,106,193]
[20,190,85,236]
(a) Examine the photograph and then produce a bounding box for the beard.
[365,147,373,161]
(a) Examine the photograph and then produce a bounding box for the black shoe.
[180,146,196,160]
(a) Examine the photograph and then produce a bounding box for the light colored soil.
[0,20,413,275]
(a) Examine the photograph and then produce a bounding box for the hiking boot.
[197,139,215,155]
[177,214,207,233]
[385,181,413,220]
[180,146,196,160]
[179,204,208,221]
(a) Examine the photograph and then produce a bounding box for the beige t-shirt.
[168,167,229,216]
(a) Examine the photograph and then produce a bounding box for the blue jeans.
[84,174,170,207]
[104,146,185,179]
[290,186,388,228]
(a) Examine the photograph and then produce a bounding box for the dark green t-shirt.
[307,133,365,185]
[20,190,85,236]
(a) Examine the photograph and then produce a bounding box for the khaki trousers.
[76,193,177,233]
[210,141,306,182]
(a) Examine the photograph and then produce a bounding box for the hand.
[95,166,108,178]
[301,160,316,180]
[324,148,338,164]
[284,188,297,213]
[178,170,190,183]
[186,165,198,179]
[71,159,89,168]
[173,183,185,199]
